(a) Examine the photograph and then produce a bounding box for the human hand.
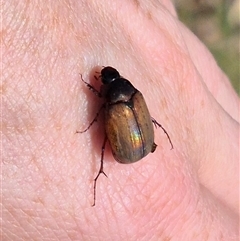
[3,0,239,240]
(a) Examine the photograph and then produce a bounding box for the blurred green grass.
[176,0,239,95]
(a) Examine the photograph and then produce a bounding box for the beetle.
[77,66,173,206]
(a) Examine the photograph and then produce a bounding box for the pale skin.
[2,0,239,240]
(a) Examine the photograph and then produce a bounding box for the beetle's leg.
[80,74,102,97]
[152,117,173,150]
[76,104,105,133]
[92,135,108,206]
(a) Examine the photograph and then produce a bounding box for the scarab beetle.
[77,66,173,206]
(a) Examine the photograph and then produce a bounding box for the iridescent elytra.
[77,66,173,206]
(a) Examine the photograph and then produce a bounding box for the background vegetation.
[176,0,239,95]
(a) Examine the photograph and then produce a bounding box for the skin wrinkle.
[178,22,239,120]
[134,154,192,235]
[24,156,76,239]
[6,205,32,240]
[162,181,196,235]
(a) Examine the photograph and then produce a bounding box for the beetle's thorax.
[101,78,137,103]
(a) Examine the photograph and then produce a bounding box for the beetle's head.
[101,66,120,85]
